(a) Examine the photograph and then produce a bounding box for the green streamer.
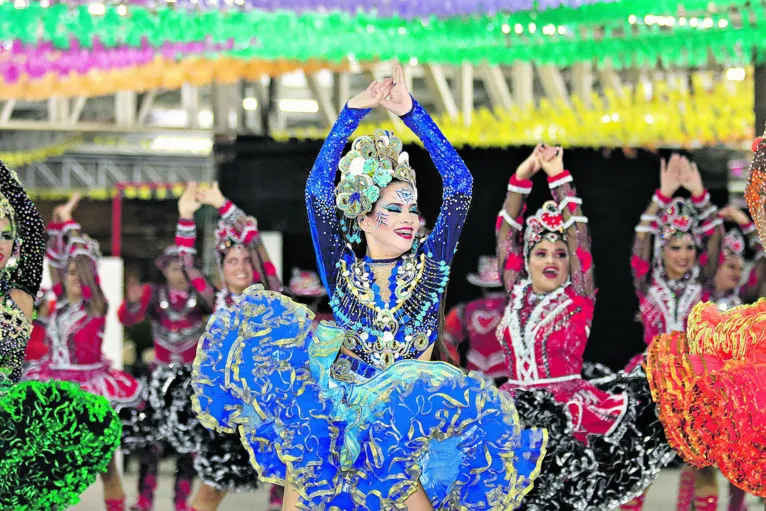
[0,2,763,69]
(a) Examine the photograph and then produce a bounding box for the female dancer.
[24,193,144,511]
[192,65,546,510]
[444,256,507,382]
[174,182,283,511]
[0,161,120,510]
[631,154,723,511]
[647,133,766,505]
[496,144,673,511]
[118,246,206,511]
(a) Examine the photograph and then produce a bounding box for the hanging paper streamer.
[277,79,754,149]
[3,3,763,70]
[55,0,617,18]
[0,56,344,100]
[0,137,83,167]
[1,39,235,83]
[27,183,186,202]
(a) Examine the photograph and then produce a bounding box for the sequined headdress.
[214,219,258,255]
[657,198,697,244]
[66,235,101,265]
[335,129,417,243]
[745,132,766,243]
[722,228,746,259]
[523,201,567,261]
[289,268,327,297]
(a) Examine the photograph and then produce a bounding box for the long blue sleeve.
[400,99,472,264]
[305,105,370,294]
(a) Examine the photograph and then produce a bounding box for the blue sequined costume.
[192,100,547,510]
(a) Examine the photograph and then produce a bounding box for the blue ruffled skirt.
[191,287,546,510]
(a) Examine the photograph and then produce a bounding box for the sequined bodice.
[498,281,593,383]
[0,293,32,384]
[149,287,205,363]
[333,250,450,369]
[640,268,702,344]
[48,300,105,368]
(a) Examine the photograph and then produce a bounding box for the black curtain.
[218,137,729,370]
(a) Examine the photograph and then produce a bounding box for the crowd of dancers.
[0,65,764,511]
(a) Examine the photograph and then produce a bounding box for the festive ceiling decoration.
[1,2,763,71]
[0,137,83,167]
[0,56,344,100]
[278,78,754,149]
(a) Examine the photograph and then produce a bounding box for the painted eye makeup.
[0,233,12,241]
[384,205,403,213]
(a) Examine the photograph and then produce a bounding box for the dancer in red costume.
[496,144,673,511]
[118,246,207,511]
[630,154,724,511]
[444,256,507,382]
[24,194,144,511]
[174,182,284,511]
[647,133,766,508]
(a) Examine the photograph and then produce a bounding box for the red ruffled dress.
[23,220,142,410]
[647,301,766,497]
[647,136,766,498]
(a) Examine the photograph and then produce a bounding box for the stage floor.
[70,465,762,510]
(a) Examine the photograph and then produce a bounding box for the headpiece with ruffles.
[523,201,567,261]
[335,129,417,243]
[722,228,746,259]
[214,218,258,255]
[657,197,697,243]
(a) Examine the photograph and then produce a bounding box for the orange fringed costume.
[646,134,766,498]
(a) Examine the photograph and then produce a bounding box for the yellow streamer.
[279,79,754,149]
[27,184,184,202]
[0,137,83,167]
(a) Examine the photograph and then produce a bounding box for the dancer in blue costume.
[192,65,547,510]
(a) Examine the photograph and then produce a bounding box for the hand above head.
[57,193,81,222]
[196,182,227,209]
[515,144,543,180]
[679,158,705,197]
[719,205,751,226]
[347,77,394,110]
[537,144,565,177]
[380,64,414,117]
[178,181,202,219]
[659,153,683,197]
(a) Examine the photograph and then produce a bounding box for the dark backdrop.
[217,137,729,370]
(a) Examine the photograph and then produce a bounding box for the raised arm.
[305,101,372,293]
[543,150,594,300]
[683,161,723,284]
[0,161,45,318]
[175,183,216,310]
[632,155,683,296]
[399,99,472,263]
[496,148,540,293]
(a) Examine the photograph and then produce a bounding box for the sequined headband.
[335,129,417,221]
[658,198,697,243]
[523,201,568,260]
[723,228,745,258]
